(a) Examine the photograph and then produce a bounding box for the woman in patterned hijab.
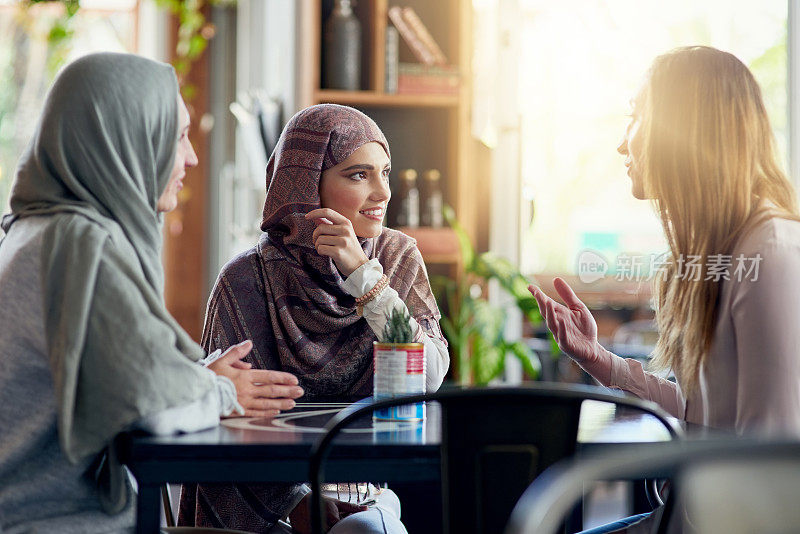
[179,104,449,532]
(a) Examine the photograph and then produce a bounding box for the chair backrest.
[505,439,800,534]
[308,384,680,534]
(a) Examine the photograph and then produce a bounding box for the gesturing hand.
[528,278,603,367]
[306,208,369,277]
[288,492,368,534]
[208,340,304,417]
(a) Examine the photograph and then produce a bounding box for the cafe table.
[119,397,679,534]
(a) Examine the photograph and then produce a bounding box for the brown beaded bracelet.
[355,274,390,316]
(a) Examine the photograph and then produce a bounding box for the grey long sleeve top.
[0,217,235,533]
[583,216,800,437]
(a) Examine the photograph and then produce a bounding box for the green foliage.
[434,206,543,385]
[444,205,544,327]
[20,0,235,102]
[23,0,81,74]
[381,307,414,344]
[151,0,236,101]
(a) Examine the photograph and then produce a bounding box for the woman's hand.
[528,278,603,367]
[209,340,304,417]
[306,208,369,277]
[288,492,368,534]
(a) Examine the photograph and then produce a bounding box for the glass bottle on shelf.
[421,169,443,228]
[396,169,420,228]
[322,0,361,91]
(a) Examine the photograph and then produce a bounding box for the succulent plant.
[381,307,414,343]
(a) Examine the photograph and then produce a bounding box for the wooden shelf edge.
[394,226,461,264]
[314,90,459,108]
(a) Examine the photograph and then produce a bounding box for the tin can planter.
[373,342,426,421]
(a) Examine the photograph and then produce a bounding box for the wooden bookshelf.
[298,0,476,273]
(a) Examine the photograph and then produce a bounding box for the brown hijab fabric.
[208,103,443,397]
[178,105,444,530]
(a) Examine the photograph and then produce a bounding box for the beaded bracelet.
[355,274,390,316]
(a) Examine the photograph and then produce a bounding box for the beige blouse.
[587,215,800,437]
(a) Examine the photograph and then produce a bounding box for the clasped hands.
[208,340,304,417]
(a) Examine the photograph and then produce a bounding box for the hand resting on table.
[209,340,304,417]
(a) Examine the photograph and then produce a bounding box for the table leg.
[390,481,442,534]
[137,483,161,534]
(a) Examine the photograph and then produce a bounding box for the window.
[515,0,788,277]
[0,0,140,212]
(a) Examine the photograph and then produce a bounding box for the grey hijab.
[1,52,215,512]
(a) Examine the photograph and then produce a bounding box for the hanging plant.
[153,0,236,101]
[16,0,235,100]
[17,0,80,74]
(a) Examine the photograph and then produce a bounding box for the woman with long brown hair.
[532,46,800,437]
[531,44,800,534]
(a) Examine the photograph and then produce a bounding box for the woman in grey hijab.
[0,52,303,533]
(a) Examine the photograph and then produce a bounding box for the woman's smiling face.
[319,141,391,238]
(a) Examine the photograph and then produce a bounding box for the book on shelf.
[398,63,458,76]
[387,5,440,66]
[385,25,399,94]
[400,7,447,66]
[397,62,459,95]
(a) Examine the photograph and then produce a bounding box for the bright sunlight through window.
[518,0,787,277]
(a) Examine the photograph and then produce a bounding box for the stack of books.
[386,6,459,96]
[397,63,459,95]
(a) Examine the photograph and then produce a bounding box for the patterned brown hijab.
[202,104,444,397]
[180,104,445,531]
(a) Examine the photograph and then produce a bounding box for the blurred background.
[0,0,792,386]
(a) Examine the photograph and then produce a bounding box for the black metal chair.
[308,384,682,534]
[505,439,800,534]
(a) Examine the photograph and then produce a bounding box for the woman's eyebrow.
[340,164,375,171]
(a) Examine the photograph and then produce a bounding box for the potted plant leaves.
[373,307,425,420]
[434,206,543,385]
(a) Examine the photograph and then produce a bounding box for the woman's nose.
[187,142,199,168]
[371,176,391,201]
[617,135,628,156]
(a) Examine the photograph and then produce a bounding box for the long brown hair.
[639,46,799,391]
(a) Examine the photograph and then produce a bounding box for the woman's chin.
[355,222,384,238]
[630,179,647,200]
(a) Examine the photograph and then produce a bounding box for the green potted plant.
[372,307,425,420]
[434,206,543,385]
